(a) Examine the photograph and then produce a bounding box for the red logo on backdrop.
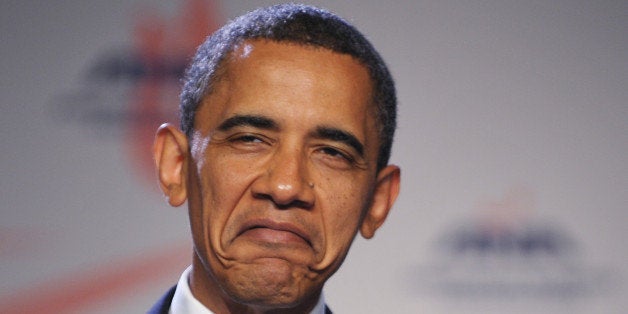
[1,1,222,313]
[52,0,222,187]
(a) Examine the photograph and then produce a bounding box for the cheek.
[319,175,371,251]
[191,156,256,245]
[202,160,249,216]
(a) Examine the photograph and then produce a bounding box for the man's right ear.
[153,123,189,207]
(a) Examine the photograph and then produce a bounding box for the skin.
[153,40,400,313]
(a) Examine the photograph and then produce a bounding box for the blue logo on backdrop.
[49,0,221,185]
[414,187,615,300]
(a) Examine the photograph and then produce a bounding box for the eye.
[226,133,272,151]
[313,144,368,171]
[320,147,347,159]
[317,146,356,165]
[233,134,263,143]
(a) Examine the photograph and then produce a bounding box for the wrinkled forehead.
[196,39,381,151]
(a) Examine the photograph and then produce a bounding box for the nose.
[251,145,315,209]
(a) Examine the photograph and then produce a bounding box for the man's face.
[156,40,399,310]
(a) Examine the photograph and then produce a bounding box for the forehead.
[195,40,379,155]
[226,39,372,94]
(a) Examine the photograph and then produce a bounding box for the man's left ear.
[360,165,401,239]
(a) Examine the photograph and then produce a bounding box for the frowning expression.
[178,40,396,309]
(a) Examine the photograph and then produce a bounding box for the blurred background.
[1,0,626,313]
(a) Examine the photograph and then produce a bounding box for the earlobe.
[153,123,189,207]
[360,165,401,239]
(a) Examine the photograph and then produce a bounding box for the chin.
[222,258,319,308]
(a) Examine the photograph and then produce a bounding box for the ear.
[153,123,189,207]
[360,165,400,239]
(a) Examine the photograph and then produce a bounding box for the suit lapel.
[325,305,333,314]
[147,285,176,314]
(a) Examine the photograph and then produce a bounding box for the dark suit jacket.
[148,285,332,314]
[148,286,176,314]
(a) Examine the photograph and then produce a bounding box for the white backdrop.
[1,0,626,313]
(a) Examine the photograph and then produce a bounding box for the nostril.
[252,191,274,202]
[251,190,313,210]
[275,199,312,210]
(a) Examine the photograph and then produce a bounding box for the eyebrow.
[216,114,278,131]
[312,126,364,157]
[215,114,364,157]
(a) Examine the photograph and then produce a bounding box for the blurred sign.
[414,187,614,300]
[52,0,221,186]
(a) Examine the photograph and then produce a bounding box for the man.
[150,4,400,313]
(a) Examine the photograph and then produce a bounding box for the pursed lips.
[237,218,313,247]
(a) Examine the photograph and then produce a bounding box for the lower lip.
[240,228,309,246]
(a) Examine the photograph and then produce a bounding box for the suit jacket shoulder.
[147,285,176,314]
